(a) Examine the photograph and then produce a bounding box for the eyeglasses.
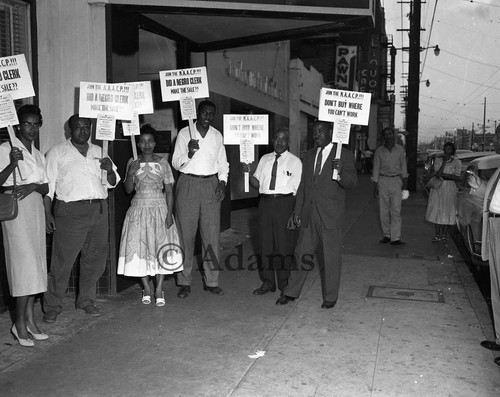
[73,125,91,131]
[20,121,42,129]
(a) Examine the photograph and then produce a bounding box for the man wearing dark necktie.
[276,120,357,309]
[242,128,302,296]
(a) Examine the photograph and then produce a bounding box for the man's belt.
[183,173,216,179]
[489,212,500,218]
[74,199,105,204]
[261,193,293,198]
[380,174,401,177]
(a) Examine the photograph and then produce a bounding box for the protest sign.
[0,94,18,128]
[128,81,154,115]
[224,114,269,192]
[79,82,135,121]
[318,88,372,180]
[122,112,140,160]
[0,54,35,100]
[180,96,197,121]
[159,67,209,102]
[223,114,268,145]
[96,114,116,141]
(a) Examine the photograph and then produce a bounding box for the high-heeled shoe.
[142,290,151,304]
[27,326,49,341]
[11,324,35,347]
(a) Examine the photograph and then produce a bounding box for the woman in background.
[425,142,462,242]
[117,124,182,306]
[0,105,49,346]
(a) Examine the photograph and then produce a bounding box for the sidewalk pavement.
[1,174,499,396]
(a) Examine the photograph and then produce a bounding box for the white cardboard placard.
[318,88,371,126]
[79,82,135,121]
[0,54,35,100]
[95,114,116,141]
[0,94,19,128]
[223,114,269,145]
[127,81,154,115]
[159,67,209,102]
[122,112,140,136]
[180,96,197,121]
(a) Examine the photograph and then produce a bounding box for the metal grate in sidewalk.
[366,285,445,303]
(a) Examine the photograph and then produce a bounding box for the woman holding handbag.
[0,105,49,347]
[425,142,462,242]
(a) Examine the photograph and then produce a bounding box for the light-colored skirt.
[117,190,183,277]
[1,191,47,296]
[425,180,457,225]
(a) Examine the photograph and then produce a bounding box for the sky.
[383,0,500,143]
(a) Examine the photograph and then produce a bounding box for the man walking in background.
[372,127,408,246]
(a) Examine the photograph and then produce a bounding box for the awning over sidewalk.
[97,0,378,51]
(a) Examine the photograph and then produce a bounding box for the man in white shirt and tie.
[172,100,229,298]
[243,127,302,296]
[43,114,120,322]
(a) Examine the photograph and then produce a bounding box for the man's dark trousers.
[258,194,296,292]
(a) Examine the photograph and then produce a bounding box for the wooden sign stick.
[332,142,342,180]
[7,125,24,180]
[101,140,109,185]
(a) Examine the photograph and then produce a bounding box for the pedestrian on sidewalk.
[117,125,182,307]
[425,142,461,242]
[0,105,50,346]
[480,125,500,366]
[276,120,357,309]
[372,127,408,246]
[241,127,302,296]
[172,100,229,298]
[42,114,121,323]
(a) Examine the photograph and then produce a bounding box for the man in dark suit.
[276,120,358,309]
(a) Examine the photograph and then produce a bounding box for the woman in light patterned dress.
[425,142,462,242]
[0,105,50,347]
[117,125,182,306]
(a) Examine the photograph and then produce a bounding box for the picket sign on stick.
[6,125,24,180]
[79,82,135,184]
[318,88,372,181]
[0,54,36,181]
[223,115,268,193]
[125,82,154,160]
[159,67,209,156]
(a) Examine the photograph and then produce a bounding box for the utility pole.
[406,0,421,192]
[471,122,474,150]
[482,97,486,151]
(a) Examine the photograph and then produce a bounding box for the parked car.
[417,151,429,167]
[456,153,500,267]
[422,149,481,192]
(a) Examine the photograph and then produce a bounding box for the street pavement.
[0,173,499,396]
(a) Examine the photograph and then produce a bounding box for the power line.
[440,48,499,68]
[421,0,439,76]
[425,64,500,91]
[464,0,500,8]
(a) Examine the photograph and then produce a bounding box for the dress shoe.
[390,240,406,246]
[43,310,58,323]
[81,305,101,317]
[204,286,224,296]
[495,357,500,366]
[379,236,391,244]
[253,285,276,295]
[321,301,336,309]
[480,340,500,351]
[27,326,49,340]
[11,324,35,347]
[275,295,295,305]
[177,286,191,299]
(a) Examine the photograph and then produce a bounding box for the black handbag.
[0,169,18,221]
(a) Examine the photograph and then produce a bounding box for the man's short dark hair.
[197,100,216,113]
[68,114,91,130]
